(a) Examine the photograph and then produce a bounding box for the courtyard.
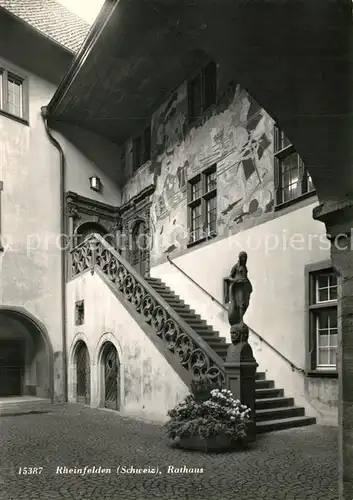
[0,404,337,500]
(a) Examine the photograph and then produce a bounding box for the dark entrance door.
[0,340,25,397]
[103,343,119,410]
[131,221,147,276]
[76,222,108,247]
[76,342,90,404]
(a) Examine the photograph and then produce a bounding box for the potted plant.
[164,380,252,452]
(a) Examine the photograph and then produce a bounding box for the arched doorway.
[75,221,111,247]
[100,342,120,410]
[0,307,53,399]
[131,220,147,276]
[75,341,91,404]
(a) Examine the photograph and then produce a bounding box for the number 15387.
[18,467,43,475]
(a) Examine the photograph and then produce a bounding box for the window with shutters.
[188,61,217,122]
[274,126,315,208]
[132,123,151,171]
[0,63,29,124]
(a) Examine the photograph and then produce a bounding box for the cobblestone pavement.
[0,404,337,500]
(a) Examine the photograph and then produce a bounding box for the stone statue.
[224,251,257,436]
[227,251,252,344]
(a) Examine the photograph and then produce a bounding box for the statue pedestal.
[224,341,258,441]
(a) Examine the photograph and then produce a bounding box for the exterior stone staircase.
[71,234,316,434]
[145,276,316,434]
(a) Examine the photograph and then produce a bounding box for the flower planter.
[179,434,241,452]
[165,388,252,453]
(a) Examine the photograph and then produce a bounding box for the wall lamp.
[89,175,102,193]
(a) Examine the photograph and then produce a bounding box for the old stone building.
[0,0,91,402]
[0,0,340,422]
[0,0,352,495]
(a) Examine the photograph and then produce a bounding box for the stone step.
[162,297,185,304]
[196,334,222,341]
[192,330,220,340]
[255,405,305,422]
[255,396,294,409]
[188,322,219,332]
[180,318,207,326]
[189,322,213,330]
[205,338,226,346]
[0,397,53,416]
[183,317,208,326]
[153,289,175,296]
[155,289,175,295]
[256,416,316,433]
[255,387,284,399]
[193,328,216,337]
[146,282,172,291]
[148,282,170,289]
[172,305,193,313]
[256,372,266,380]
[164,299,187,307]
[145,277,162,284]
[197,333,223,343]
[161,297,185,306]
[146,281,163,288]
[255,379,274,389]
[178,312,202,321]
[212,345,231,355]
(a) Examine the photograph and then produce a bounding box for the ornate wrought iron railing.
[71,234,225,386]
[166,255,306,374]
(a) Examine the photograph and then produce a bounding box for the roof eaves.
[47,0,119,117]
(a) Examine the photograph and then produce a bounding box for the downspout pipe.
[41,106,68,403]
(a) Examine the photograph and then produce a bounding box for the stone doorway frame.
[120,184,155,276]
[66,191,121,275]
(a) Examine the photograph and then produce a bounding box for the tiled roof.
[0,0,90,53]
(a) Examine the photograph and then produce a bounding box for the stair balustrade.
[70,234,225,386]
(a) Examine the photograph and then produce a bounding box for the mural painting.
[122,81,274,266]
[121,161,154,206]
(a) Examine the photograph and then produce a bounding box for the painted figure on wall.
[176,163,187,189]
[156,194,168,219]
[164,172,178,199]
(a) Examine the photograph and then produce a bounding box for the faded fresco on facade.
[122,82,274,267]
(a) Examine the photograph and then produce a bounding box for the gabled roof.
[0,0,90,53]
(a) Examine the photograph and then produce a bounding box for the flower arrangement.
[164,381,252,447]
